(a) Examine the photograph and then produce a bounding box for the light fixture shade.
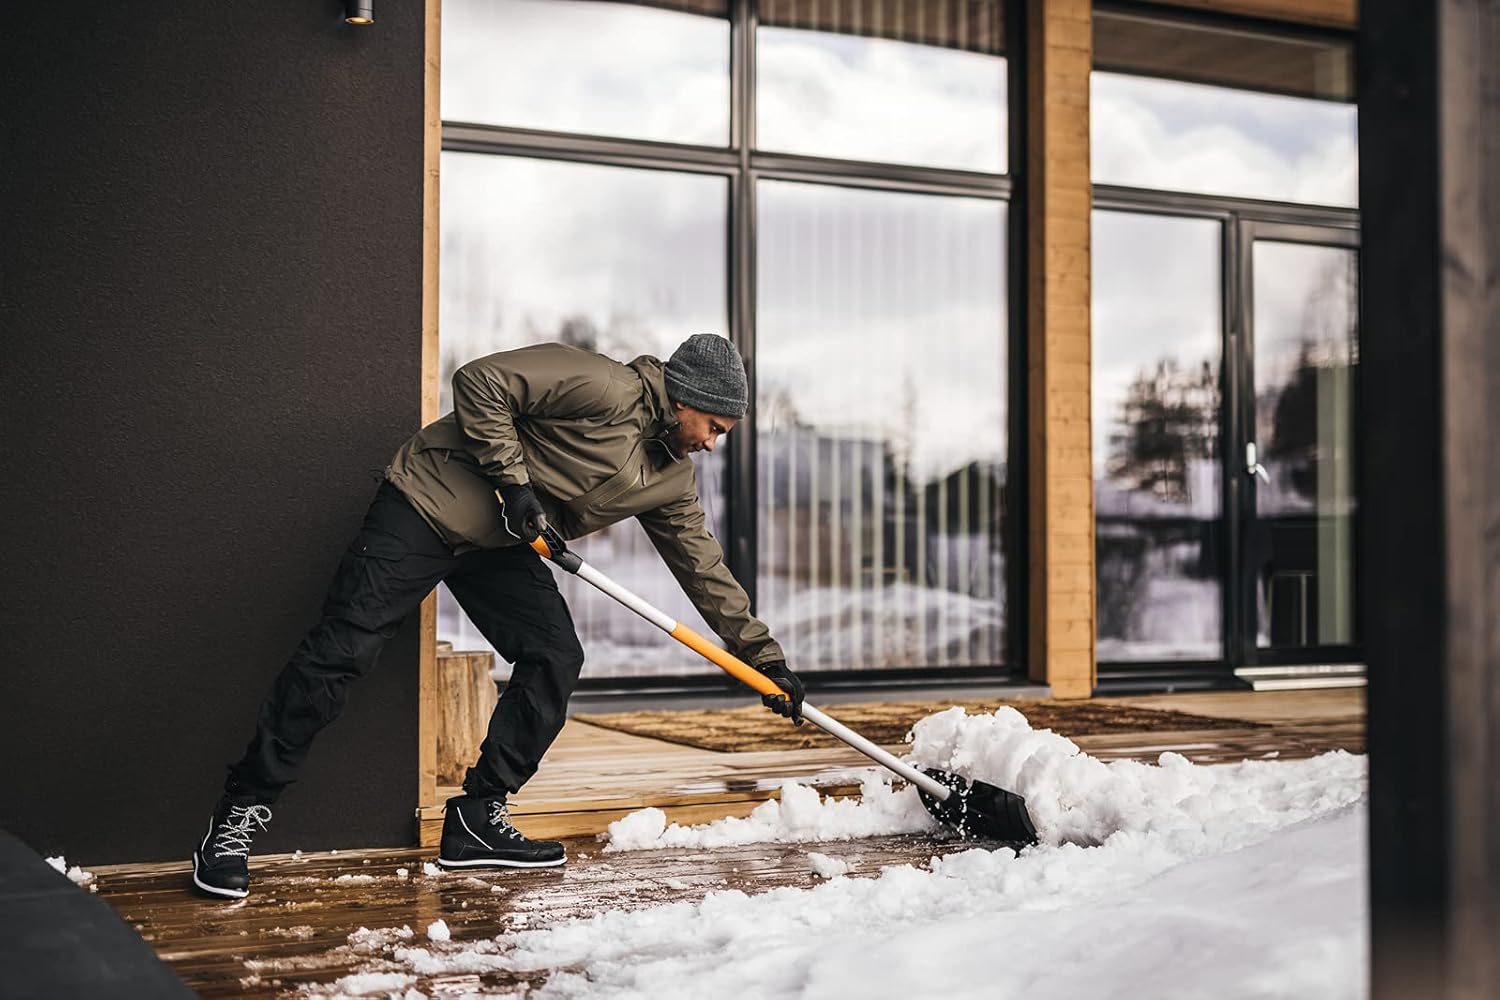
[344,0,374,25]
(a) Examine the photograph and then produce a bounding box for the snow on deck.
[92,698,1368,999]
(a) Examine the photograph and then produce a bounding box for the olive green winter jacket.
[385,342,784,666]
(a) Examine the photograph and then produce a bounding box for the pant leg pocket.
[322,530,413,636]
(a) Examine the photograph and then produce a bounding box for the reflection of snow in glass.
[1092,71,1357,207]
[757,26,1006,172]
[442,0,729,146]
[757,182,1008,670]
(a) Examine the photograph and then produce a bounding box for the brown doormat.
[574,700,1266,753]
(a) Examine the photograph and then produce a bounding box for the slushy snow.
[806,852,850,879]
[605,774,934,851]
[296,707,1370,999]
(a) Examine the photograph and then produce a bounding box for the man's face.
[665,402,738,459]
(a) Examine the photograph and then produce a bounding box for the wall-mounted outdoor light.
[344,0,374,25]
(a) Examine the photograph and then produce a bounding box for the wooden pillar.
[1362,0,1499,995]
[417,0,442,815]
[1025,0,1095,699]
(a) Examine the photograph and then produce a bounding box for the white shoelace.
[213,804,272,858]
[487,800,524,841]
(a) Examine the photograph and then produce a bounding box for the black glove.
[757,660,804,726]
[498,482,547,541]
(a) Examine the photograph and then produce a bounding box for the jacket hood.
[628,355,679,440]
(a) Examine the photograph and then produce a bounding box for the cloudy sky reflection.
[1093,71,1358,207]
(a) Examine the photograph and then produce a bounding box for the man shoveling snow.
[191,336,807,899]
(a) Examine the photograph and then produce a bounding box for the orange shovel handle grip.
[528,536,784,700]
[669,623,785,700]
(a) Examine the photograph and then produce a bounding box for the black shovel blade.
[917,768,1039,847]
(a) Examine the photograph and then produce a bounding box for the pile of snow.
[45,855,98,892]
[322,971,418,997]
[607,705,1365,853]
[605,774,935,851]
[304,708,1370,999]
[426,919,451,943]
[806,852,849,879]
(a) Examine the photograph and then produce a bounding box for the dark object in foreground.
[917,768,1039,846]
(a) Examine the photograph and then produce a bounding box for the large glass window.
[439,153,730,676]
[441,1,1016,680]
[442,0,730,146]
[757,181,1008,669]
[1092,211,1223,662]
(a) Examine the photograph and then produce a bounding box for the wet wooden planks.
[94,834,967,998]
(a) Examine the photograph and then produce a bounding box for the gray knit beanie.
[664,334,748,418]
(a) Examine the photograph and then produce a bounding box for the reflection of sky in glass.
[757,27,1006,172]
[442,0,730,146]
[440,152,727,411]
[1092,72,1357,207]
[1091,210,1221,476]
[438,152,729,675]
[757,181,1006,483]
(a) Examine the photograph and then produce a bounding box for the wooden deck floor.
[97,834,969,998]
[90,688,1365,997]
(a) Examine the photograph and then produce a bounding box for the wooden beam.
[1147,0,1357,30]
[1361,0,1499,995]
[416,0,442,820]
[1026,0,1096,699]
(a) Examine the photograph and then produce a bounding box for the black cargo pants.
[225,481,584,804]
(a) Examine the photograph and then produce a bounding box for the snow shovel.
[528,527,1038,846]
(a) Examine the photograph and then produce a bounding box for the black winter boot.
[191,797,273,898]
[437,794,565,869]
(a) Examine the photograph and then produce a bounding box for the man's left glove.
[756,660,804,726]
[498,482,547,542]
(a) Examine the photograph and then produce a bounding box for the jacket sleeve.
[636,482,786,668]
[451,345,613,488]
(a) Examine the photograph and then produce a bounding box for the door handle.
[1246,442,1270,483]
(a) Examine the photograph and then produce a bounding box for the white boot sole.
[435,855,567,869]
[191,852,249,899]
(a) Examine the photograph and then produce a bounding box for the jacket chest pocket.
[564,441,645,518]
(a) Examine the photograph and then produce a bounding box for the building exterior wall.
[0,2,428,862]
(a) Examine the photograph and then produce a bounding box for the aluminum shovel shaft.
[528,533,955,803]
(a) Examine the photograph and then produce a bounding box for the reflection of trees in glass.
[1106,358,1218,503]
[1259,253,1357,500]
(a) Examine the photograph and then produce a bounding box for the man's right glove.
[756,660,804,726]
[498,482,547,541]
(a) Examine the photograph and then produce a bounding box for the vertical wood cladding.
[1026,0,1097,698]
